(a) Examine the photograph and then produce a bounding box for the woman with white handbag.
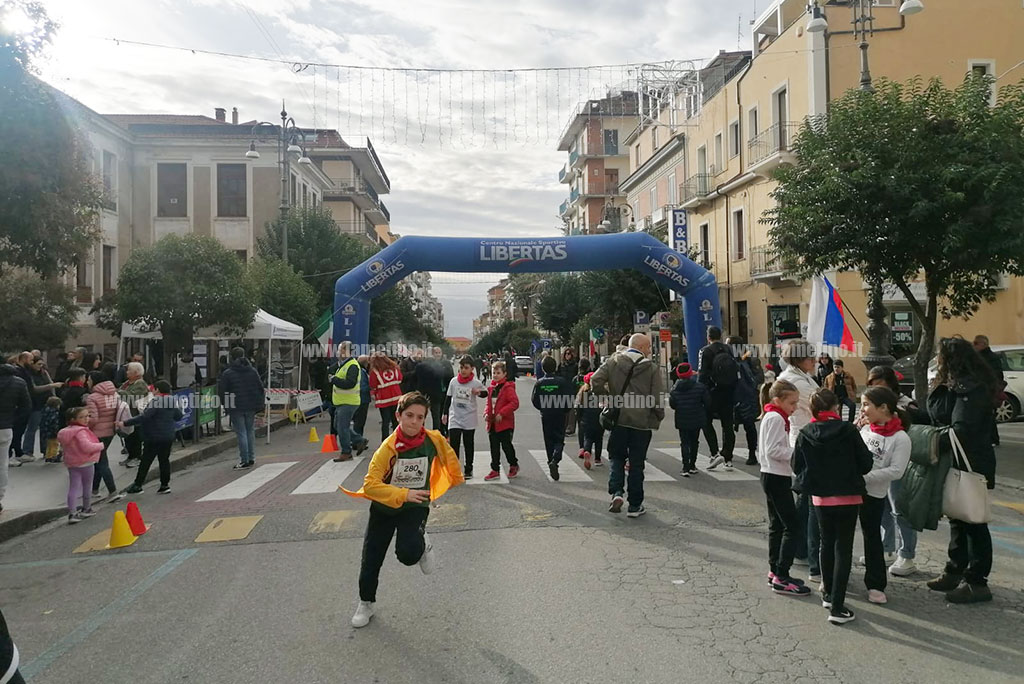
[925,337,998,604]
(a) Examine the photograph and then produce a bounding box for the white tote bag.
[115,400,135,436]
[941,429,992,524]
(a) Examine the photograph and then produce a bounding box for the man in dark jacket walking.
[1,364,32,512]
[218,347,265,469]
[590,334,665,517]
[698,326,739,470]
[417,347,453,433]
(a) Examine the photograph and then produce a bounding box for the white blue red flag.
[807,276,855,352]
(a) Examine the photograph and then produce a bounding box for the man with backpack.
[698,326,740,471]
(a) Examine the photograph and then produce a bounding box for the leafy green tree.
[114,234,258,375]
[579,269,669,342]
[764,76,1024,399]
[1,1,102,277]
[533,274,586,343]
[0,271,77,351]
[247,258,319,333]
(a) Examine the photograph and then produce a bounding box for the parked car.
[514,355,533,374]
[897,346,1023,422]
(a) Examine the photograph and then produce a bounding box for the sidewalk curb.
[0,417,292,544]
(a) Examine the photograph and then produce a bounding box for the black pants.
[815,504,859,615]
[582,420,604,460]
[123,429,143,462]
[859,495,888,591]
[607,427,652,508]
[358,505,430,602]
[378,406,398,443]
[739,418,758,458]
[678,428,700,471]
[353,402,369,438]
[946,518,993,586]
[541,412,567,464]
[429,397,445,435]
[92,436,116,494]
[133,440,172,488]
[576,412,585,450]
[838,397,857,422]
[448,428,475,470]
[9,416,27,458]
[488,429,517,471]
[761,473,799,578]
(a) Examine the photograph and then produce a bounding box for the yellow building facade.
[624,0,1024,379]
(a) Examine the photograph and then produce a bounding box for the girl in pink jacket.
[57,407,104,524]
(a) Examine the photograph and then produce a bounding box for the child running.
[792,388,873,625]
[758,380,811,596]
[57,407,104,523]
[442,355,487,479]
[483,361,520,481]
[858,385,912,605]
[532,355,575,480]
[577,371,604,468]
[40,395,62,463]
[342,392,465,628]
[669,362,710,477]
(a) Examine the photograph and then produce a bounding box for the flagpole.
[834,289,869,341]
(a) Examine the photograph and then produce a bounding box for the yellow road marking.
[73,529,112,554]
[308,510,358,534]
[195,516,263,543]
[427,504,468,528]
[995,501,1024,515]
[519,503,554,522]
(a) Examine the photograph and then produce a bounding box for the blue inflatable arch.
[334,233,721,367]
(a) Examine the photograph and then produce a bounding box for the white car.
[514,355,533,374]
[918,345,1023,422]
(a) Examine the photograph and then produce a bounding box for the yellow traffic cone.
[308,426,320,443]
[106,510,138,549]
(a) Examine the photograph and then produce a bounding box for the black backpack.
[711,349,739,388]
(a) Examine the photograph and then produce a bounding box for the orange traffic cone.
[106,510,138,549]
[320,434,339,453]
[308,427,320,443]
[125,501,149,536]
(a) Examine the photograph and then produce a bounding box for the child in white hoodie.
[858,385,912,606]
[758,380,811,597]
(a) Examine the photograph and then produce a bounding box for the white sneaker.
[419,533,438,575]
[8,457,22,468]
[888,556,917,576]
[859,553,897,565]
[723,462,734,471]
[707,455,724,471]
[351,600,374,628]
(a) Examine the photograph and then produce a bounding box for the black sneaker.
[243,461,255,468]
[123,484,143,495]
[626,504,646,518]
[771,578,812,596]
[828,608,855,625]
[355,440,369,456]
[464,468,473,480]
[233,463,247,470]
[945,582,993,604]
[745,458,758,466]
[548,461,560,481]
[157,485,171,495]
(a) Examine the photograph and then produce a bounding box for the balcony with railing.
[559,199,571,217]
[379,200,390,224]
[569,148,579,166]
[558,164,569,183]
[569,187,580,204]
[679,173,712,208]
[748,121,798,176]
[581,178,621,197]
[749,245,797,287]
[337,220,380,245]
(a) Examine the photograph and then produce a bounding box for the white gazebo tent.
[119,309,305,443]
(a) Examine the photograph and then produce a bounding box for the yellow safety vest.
[331,358,361,406]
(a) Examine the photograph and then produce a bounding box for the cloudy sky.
[35,0,764,337]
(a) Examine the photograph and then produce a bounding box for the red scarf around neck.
[394,426,426,453]
[870,415,904,437]
[67,380,85,388]
[811,411,842,423]
[457,372,474,384]
[763,403,791,432]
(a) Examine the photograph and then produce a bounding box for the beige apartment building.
[53,87,394,355]
[623,0,1024,369]
[557,92,639,234]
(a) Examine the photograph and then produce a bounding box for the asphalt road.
[2,378,1023,683]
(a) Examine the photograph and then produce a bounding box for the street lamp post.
[244,101,312,265]
[598,201,633,234]
[806,0,924,370]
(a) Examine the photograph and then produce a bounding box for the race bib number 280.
[392,456,428,489]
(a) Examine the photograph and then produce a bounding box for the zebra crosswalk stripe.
[654,448,759,481]
[527,449,592,482]
[290,457,365,495]
[197,462,298,502]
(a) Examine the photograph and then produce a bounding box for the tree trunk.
[912,288,939,403]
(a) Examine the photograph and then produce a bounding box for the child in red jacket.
[483,361,520,481]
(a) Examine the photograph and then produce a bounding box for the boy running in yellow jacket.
[342,391,465,628]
